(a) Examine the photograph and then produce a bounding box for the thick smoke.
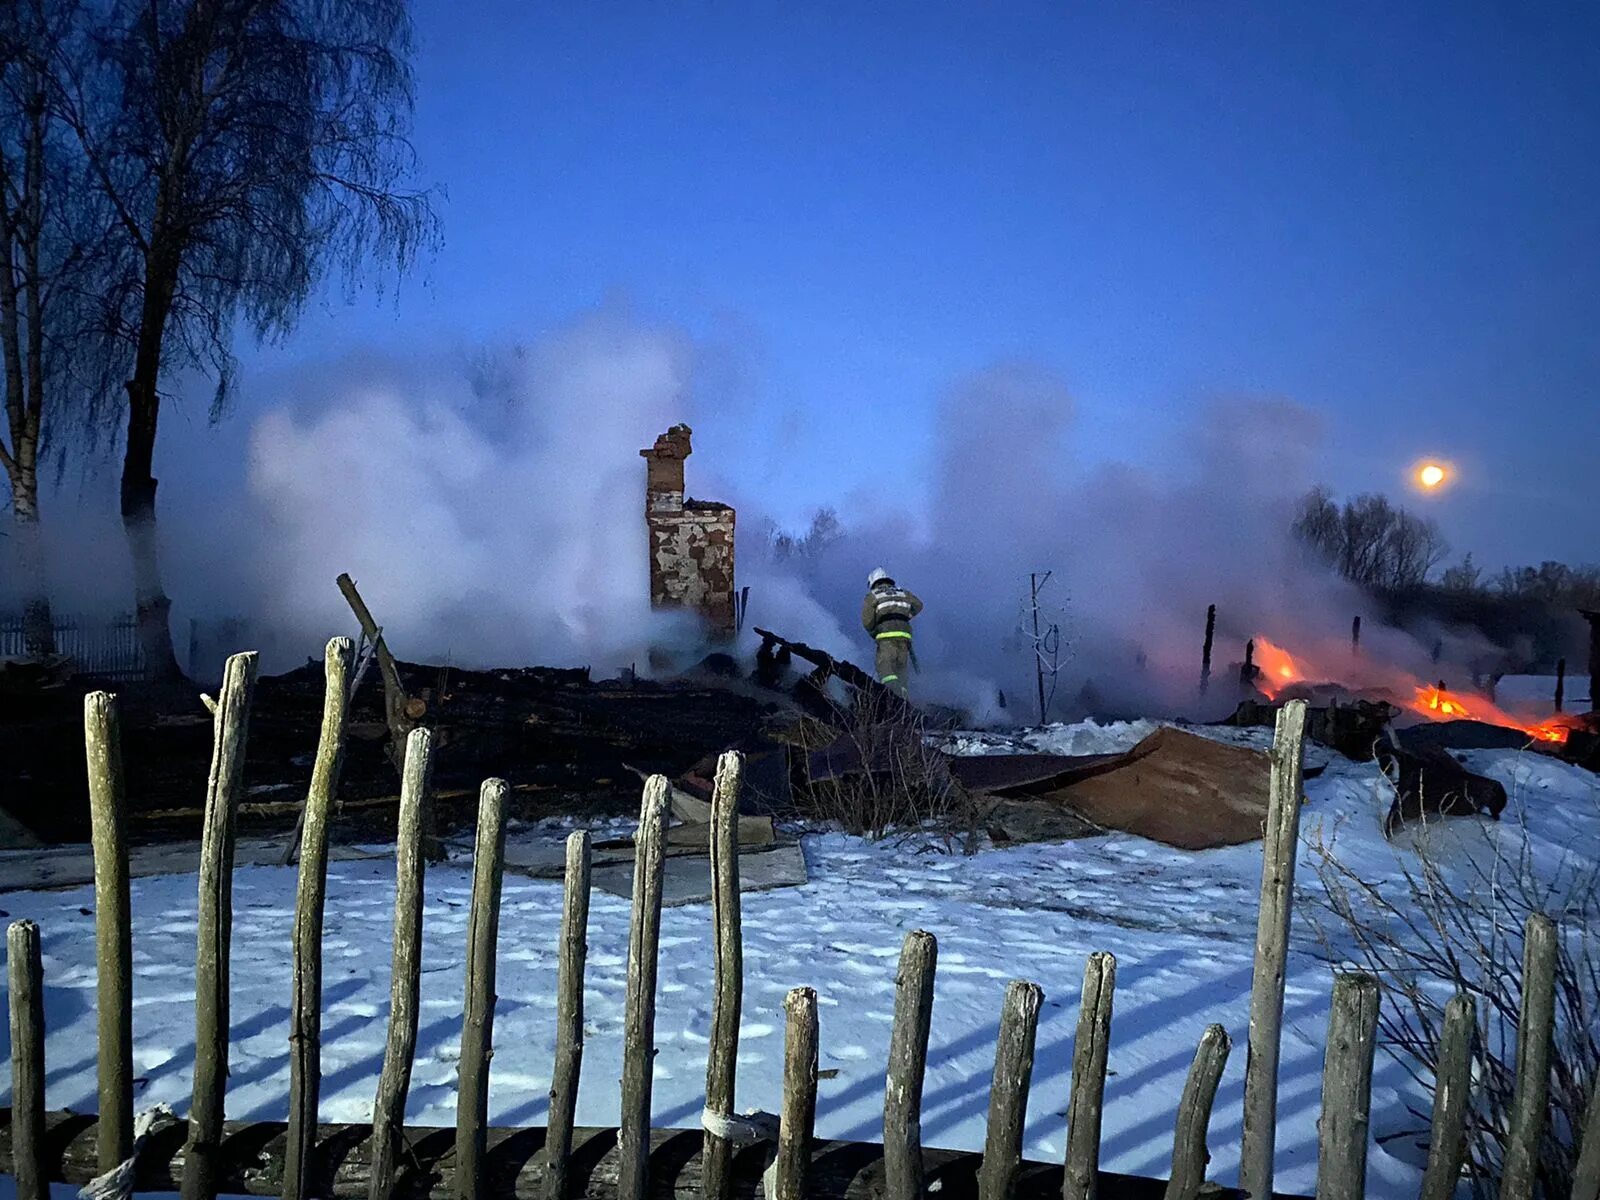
[6,306,1522,719]
[236,310,707,671]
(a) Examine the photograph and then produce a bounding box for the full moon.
[1418,463,1447,489]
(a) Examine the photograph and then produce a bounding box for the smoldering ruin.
[3,415,1595,867]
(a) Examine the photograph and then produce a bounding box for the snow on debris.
[0,736,1593,1200]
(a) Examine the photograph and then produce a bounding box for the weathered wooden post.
[456,778,509,1200]
[1200,605,1217,696]
[368,727,435,1200]
[1240,639,1257,689]
[1418,993,1475,1200]
[617,777,670,1200]
[1163,1025,1231,1200]
[182,651,259,1200]
[8,920,46,1200]
[1555,659,1566,713]
[545,831,592,1200]
[884,930,938,1200]
[979,980,1044,1200]
[703,751,746,1200]
[1351,616,1361,654]
[1574,1066,1600,1200]
[774,986,820,1200]
[1498,914,1557,1200]
[1238,697,1308,1200]
[1064,952,1116,1200]
[85,690,133,1172]
[1315,973,1379,1200]
[284,637,353,1200]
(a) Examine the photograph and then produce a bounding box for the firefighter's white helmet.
[868,567,890,587]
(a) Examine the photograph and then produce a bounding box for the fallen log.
[0,1110,1292,1200]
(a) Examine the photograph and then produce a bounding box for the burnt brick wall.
[640,425,736,637]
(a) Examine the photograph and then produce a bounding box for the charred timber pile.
[0,662,777,844]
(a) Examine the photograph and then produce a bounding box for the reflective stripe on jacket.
[861,585,924,638]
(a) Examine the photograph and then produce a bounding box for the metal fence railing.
[0,612,146,681]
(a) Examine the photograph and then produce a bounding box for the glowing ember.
[1416,684,1471,719]
[1417,462,1447,489]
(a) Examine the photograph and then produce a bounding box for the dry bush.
[793,684,989,851]
[1308,799,1600,1199]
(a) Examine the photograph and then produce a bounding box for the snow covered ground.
[0,720,1595,1200]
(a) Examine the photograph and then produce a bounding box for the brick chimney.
[640,425,736,637]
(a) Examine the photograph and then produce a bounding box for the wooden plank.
[285,638,354,1200]
[1163,1025,1230,1200]
[884,930,938,1200]
[702,751,745,1200]
[617,778,670,1200]
[7,920,46,1200]
[1064,953,1117,1200]
[1498,915,1557,1200]
[458,779,510,1200]
[979,981,1043,1200]
[545,832,593,1200]
[1314,974,1379,1200]
[775,987,820,1200]
[183,651,260,1200]
[1417,994,1474,1200]
[1238,699,1309,1200]
[84,690,133,1171]
[369,728,436,1200]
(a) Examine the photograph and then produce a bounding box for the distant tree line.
[1292,486,1450,592]
[1294,486,1598,625]
[0,0,436,679]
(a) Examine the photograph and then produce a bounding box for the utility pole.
[1031,572,1047,726]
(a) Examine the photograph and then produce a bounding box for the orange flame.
[1252,637,1302,698]
[1247,634,1572,745]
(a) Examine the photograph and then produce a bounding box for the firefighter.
[861,567,923,696]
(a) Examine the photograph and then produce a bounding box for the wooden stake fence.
[2,650,1592,1200]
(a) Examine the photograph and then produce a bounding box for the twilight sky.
[206,0,1600,570]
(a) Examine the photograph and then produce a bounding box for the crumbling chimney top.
[641,423,693,461]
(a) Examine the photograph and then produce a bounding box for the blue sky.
[222,1,1600,569]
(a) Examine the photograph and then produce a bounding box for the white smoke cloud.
[239,308,704,671]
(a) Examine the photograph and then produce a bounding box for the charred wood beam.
[0,1110,1284,1200]
[335,574,419,771]
[752,628,913,718]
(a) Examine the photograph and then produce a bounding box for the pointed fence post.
[456,778,508,1200]
[1163,1025,1231,1200]
[544,831,592,1200]
[1315,973,1380,1200]
[8,920,46,1200]
[979,980,1044,1200]
[368,727,435,1200]
[1498,915,1557,1200]
[703,751,746,1200]
[1238,698,1309,1200]
[774,986,820,1200]
[284,637,354,1200]
[1064,952,1116,1200]
[884,930,938,1200]
[182,651,259,1200]
[617,777,670,1200]
[1418,994,1475,1200]
[85,691,133,1172]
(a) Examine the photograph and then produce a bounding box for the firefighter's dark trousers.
[875,634,912,696]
